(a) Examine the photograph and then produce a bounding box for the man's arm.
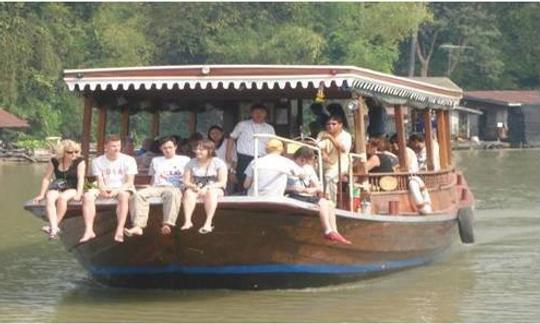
[226,137,235,164]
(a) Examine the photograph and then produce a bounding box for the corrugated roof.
[464,90,540,106]
[64,65,463,109]
[407,77,462,92]
[0,108,29,128]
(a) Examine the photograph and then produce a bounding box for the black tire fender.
[457,207,475,244]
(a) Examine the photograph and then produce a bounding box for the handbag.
[193,158,218,188]
[49,159,70,191]
[48,178,68,191]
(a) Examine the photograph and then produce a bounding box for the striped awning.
[63,65,462,109]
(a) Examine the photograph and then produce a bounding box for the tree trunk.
[408,29,418,77]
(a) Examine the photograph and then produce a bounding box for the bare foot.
[114,232,124,243]
[124,226,143,237]
[79,232,96,243]
[180,222,193,231]
[161,224,172,235]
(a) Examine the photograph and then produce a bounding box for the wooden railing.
[363,169,455,193]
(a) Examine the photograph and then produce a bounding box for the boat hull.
[26,197,458,289]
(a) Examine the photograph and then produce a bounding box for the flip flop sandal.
[198,226,214,234]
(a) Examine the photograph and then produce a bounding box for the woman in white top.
[181,139,228,234]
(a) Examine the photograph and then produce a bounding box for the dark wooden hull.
[25,197,460,289]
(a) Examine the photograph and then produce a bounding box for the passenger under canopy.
[64,64,462,214]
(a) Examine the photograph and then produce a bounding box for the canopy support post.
[436,110,449,169]
[353,97,367,175]
[120,105,130,139]
[96,103,107,156]
[394,104,409,171]
[351,97,369,212]
[423,108,434,171]
[444,110,453,167]
[187,111,196,136]
[81,96,93,169]
[150,109,160,139]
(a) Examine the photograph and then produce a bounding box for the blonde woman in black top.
[33,139,86,239]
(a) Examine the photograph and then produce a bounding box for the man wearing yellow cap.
[243,139,304,197]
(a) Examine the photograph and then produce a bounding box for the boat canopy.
[64,65,462,110]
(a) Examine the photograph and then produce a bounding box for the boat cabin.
[64,65,465,215]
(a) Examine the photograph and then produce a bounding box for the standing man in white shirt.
[125,136,191,237]
[316,115,352,203]
[79,135,138,243]
[243,139,304,197]
[226,103,275,192]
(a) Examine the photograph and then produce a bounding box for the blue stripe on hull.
[89,256,432,276]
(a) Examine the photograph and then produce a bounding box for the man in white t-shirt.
[80,135,138,243]
[243,139,304,197]
[125,136,190,237]
[227,103,275,192]
[316,115,352,203]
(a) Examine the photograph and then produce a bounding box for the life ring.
[408,176,432,214]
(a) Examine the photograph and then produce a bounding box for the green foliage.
[15,137,48,150]
[0,2,538,143]
[397,2,539,89]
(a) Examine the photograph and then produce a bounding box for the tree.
[414,3,503,81]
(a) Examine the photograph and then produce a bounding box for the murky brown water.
[1,149,539,322]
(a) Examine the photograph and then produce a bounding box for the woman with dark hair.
[208,126,236,169]
[366,137,398,173]
[181,139,228,234]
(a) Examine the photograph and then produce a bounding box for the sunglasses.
[65,150,80,154]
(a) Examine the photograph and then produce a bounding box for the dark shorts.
[288,193,321,204]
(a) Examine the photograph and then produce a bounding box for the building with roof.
[0,108,29,129]
[462,90,540,147]
[408,77,481,140]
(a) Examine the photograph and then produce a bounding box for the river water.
[1,149,539,322]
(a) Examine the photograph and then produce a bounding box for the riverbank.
[453,139,540,150]
[2,140,538,163]
[0,148,50,163]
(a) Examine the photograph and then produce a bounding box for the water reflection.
[50,252,475,322]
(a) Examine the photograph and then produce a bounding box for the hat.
[266,139,284,153]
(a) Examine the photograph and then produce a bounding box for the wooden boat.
[24,65,475,289]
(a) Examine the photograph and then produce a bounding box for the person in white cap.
[243,138,304,197]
